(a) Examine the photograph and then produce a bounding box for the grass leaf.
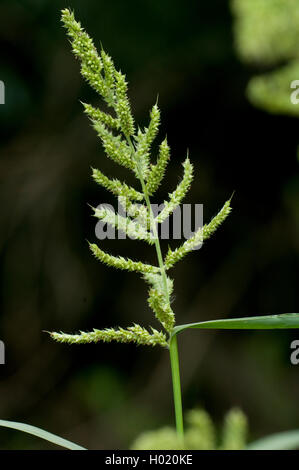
[172,313,299,337]
[0,419,86,450]
[247,430,299,450]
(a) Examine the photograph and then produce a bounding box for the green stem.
[125,133,184,440]
[125,134,169,302]
[169,334,184,441]
[140,178,170,302]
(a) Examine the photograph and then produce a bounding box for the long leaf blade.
[247,430,299,450]
[172,313,299,337]
[0,419,86,450]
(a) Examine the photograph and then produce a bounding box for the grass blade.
[172,313,299,337]
[247,430,299,450]
[0,419,86,450]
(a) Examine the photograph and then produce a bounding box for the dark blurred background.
[0,0,299,449]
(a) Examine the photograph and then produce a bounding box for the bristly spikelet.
[61,9,108,104]
[82,102,119,130]
[146,103,160,147]
[100,49,116,92]
[89,243,159,274]
[52,9,232,349]
[93,122,136,171]
[148,289,175,332]
[144,273,175,332]
[155,157,194,223]
[134,129,151,179]
[50,325,168,348]
[146,138,170,195]
[202,199,232,240]
[91,167,144,201]
[114,70,135,136]
[117,195,151,230]
[164,199,232,270]
[93,206,154,244]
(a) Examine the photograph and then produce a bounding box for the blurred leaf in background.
[131,408,248,450]
[232,0,299,115]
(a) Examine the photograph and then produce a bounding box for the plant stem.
[125,134,169,302]
[169,334,184,441]
[125,133,184,440]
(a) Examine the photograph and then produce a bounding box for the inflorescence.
[50,9,232,349]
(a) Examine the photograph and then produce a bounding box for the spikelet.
[50,325,168,348]
[148,289,175,332]
[114,70,135,136]
[93,121,136,172]
[100,49,116,92]
[155,157,194,223]
[144,273,175,332]
[165,199,232,270]
[134,129,151,179]
[82,102,119,130]
[145,103,160,147]
[146,138,170,195]
[202,199,232,239]
[93,206,153,244]
[89,243,159,274]
[116,195,151,233]
[92,168,143,201]
[61,9,112,106]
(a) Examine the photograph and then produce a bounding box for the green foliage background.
[0,0,299,449]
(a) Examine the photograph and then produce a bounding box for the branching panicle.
[51,9,232,349]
